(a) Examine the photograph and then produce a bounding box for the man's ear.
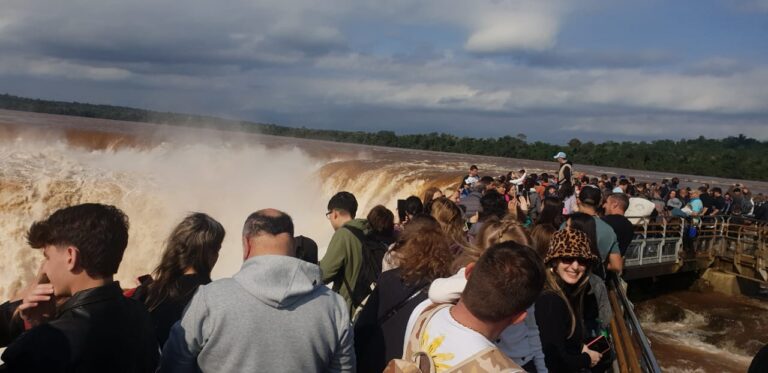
[66,246,78,272]
[242,236,251,260]
[509,310,528,325]
[464,262,476,280]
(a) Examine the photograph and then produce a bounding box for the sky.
[1,0,767,143]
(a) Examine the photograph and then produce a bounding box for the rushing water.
[1,109,766,369]
[635,291,767,372]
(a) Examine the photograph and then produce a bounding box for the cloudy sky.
[1,0,767,143]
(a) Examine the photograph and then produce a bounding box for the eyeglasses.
[560,257,589,266]
[325,211,333,218]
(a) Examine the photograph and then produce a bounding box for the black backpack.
[342,226,388,317]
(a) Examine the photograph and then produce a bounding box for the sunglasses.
[560,257,589,266]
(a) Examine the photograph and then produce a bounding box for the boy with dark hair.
[400,242,544,372]
[320,191,371,313]
[1,203,159,372]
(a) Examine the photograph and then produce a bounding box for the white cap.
[553,151,567,159]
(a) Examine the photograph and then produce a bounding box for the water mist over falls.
[0,134,468,300]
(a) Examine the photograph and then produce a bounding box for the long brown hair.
[390,215,453,286]
[543,261,590,338]
[430,197,469,250]
[145,213,225,311]
[422,187,442,204]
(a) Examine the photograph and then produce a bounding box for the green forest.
[1,93,766,181]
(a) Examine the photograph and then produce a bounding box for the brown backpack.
[383,304,524,373]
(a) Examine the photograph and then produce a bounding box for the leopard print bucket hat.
[544,228,598,265]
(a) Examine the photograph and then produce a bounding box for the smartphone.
[37,273,57,318]
[586,335,611,354]
[397,199,407,223]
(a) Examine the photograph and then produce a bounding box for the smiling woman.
[535,228,602,372]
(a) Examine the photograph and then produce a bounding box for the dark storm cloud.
[0,0,767,142]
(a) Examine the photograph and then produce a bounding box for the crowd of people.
[0,151,766,373]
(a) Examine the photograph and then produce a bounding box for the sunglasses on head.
[560,257,589,266]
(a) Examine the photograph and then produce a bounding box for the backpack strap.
[379,282,429,325]
[343,225,367,243]
[403,303,451,360]
[340,225,368,308]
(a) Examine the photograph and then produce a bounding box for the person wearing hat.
[553,152,573,199]
[535,228,603,372]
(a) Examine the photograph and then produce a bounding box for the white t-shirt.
[404,300,496,372]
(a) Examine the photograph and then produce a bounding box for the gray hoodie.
[161,255,355,373]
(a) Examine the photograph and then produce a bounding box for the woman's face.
[669,190,676,199]
[555,257,587,284]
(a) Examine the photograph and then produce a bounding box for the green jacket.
[320,218,370,313]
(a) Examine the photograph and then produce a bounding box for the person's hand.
[507,199,518,212]
[18,283,56,327]
[582,345,602,367]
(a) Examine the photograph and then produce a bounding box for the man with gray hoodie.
[159,209,355,373]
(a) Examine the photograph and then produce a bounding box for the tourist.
[671,189,704,219]
[429,219,547,372]
[536,229,603,372]
[354,215,452,373]
[601,193,634,257]
[160,209,354,372]
[128,212,225,347]
[553,152,573,199]
[320,191,372,313]
[460,182,485,221]
[401,242,545,372]
[401,195,424,225]
[536,197,564,230]
[430,197,470,255]
[612,179,629,194]
[1,204,159,372]
[422,187,443,204]
[666,190,683,211]
[468,190,507,244]
[708,187,726,216]
[570,186,622,274]
[460,165,480,190]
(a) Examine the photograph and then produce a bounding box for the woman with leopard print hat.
[534,228,603,373]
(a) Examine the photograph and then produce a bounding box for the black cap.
[578,185,602,207]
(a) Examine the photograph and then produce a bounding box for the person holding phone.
[535,229,603,372]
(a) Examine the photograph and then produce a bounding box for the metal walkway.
[622,216,768,283]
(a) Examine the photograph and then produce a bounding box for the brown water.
[1,108,766,369]
[635,291,767,372]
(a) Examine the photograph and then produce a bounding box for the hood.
[343,218,370,233]
[234,255,323,309]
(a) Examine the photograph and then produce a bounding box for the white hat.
[553,151,567,159]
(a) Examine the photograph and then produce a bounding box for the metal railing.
[624,217,685,267]
[622,214,768,281]
[607,273,662,373]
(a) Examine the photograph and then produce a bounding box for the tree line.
[2,93,766,181]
